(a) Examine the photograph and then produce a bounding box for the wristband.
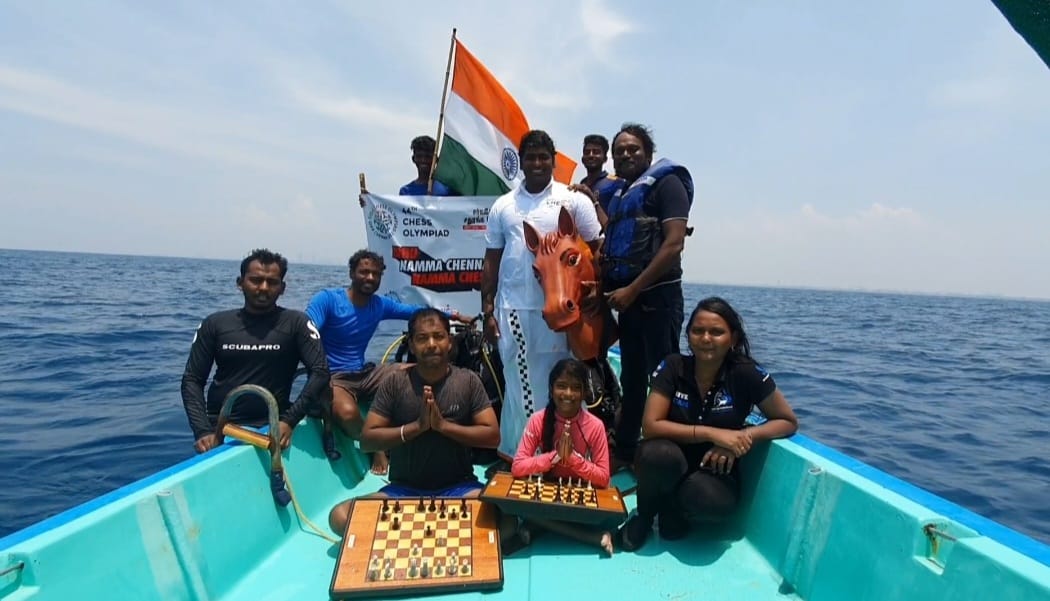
[400,424,406,443]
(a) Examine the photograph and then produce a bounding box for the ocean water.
[1,248,1048,545]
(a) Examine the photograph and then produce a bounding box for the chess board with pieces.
[480,472,627,527]
[330,497,502,599]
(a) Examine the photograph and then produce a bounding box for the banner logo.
[368,204,396,240]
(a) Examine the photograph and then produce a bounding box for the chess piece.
[412,543,419,556]
[460,498,469,517]
[421,559,430,578]
[461,559,470,575]
[425,524,433,537]
[392,516,400,530]
[380,510,388,521]
[417,497,425,511]
[450,508,457,520]
[393,499,401,513]
[448,563,458,576]
[439,498,446,512]
[409,557,418,578]
[428,497,436,512]
[382,498,389,512]
[384,568,392,580]
[368,569,377,581]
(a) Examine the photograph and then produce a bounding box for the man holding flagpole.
[481,130,602,460]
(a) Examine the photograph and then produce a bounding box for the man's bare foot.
[600,531,614,556]
[370,452,389,475]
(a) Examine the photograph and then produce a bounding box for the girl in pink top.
[511,359,614,554]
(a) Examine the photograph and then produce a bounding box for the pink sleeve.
[512,412,556,478]
[564,413,610,488]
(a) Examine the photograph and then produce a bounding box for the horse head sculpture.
[524,206,616,361]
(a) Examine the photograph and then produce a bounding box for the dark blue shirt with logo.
[649,353,776,468]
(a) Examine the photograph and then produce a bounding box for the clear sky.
[2,1,1048,299]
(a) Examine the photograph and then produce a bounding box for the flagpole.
[427,27,457,195]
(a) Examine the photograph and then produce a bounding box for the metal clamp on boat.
[213,384,292,507]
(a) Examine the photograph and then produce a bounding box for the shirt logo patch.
[672,391,690,409]
[711,390,734,412]
[306,320,320,340]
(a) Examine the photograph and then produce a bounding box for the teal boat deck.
[3,420,1049,600]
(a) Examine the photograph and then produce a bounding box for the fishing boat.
[2,347,1048,601]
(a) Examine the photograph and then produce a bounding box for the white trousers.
[495,308,569,458]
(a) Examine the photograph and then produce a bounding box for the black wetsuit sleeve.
[181,318,217,439]
[280,316,330,427]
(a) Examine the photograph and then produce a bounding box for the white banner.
[361,194,498,316]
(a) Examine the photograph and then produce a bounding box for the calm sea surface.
[1,249,1048,544]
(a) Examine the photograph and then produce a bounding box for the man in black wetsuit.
[181,248,330,453]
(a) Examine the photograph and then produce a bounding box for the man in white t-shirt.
[481,130,602,460]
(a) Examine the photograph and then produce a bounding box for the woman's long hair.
[540,358,590,452]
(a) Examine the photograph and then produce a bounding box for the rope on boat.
[380,335,405,364]
[284,471,339,544]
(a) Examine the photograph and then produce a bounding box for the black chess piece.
[380,510,388,521]
[393,499,401,513]
[382,498,389,511]
[428,497,437,512]
[417,497,425,511]
[439,498,446,512]
[425,524,433,537]
[460,498,469,517]
[392,516,400,530]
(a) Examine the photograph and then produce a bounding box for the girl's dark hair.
[540,358,589,452]
[688,296,753,364]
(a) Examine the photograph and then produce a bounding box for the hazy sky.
[2,1,1048,299]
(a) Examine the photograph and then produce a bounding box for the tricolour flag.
[434,39,577,196]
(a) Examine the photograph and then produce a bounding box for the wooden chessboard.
[480,471,627,527]
[330,497,503,599]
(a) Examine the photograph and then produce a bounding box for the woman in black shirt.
[620,296,799,550]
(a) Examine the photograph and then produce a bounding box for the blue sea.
[1,248,1048,546]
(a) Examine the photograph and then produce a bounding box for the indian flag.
[435,39,577,196]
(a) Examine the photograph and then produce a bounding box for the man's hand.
[579,280,602,317]
[194,434,218,454]
[700,446,736,474]
[568,182,597,203]
[358,187,370,208]
[428,390,447,433]
[449,311,472,325]
[278,422,293,449]
[415,386,434,434]
[483,314,500,345]
[605,284,640,312]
